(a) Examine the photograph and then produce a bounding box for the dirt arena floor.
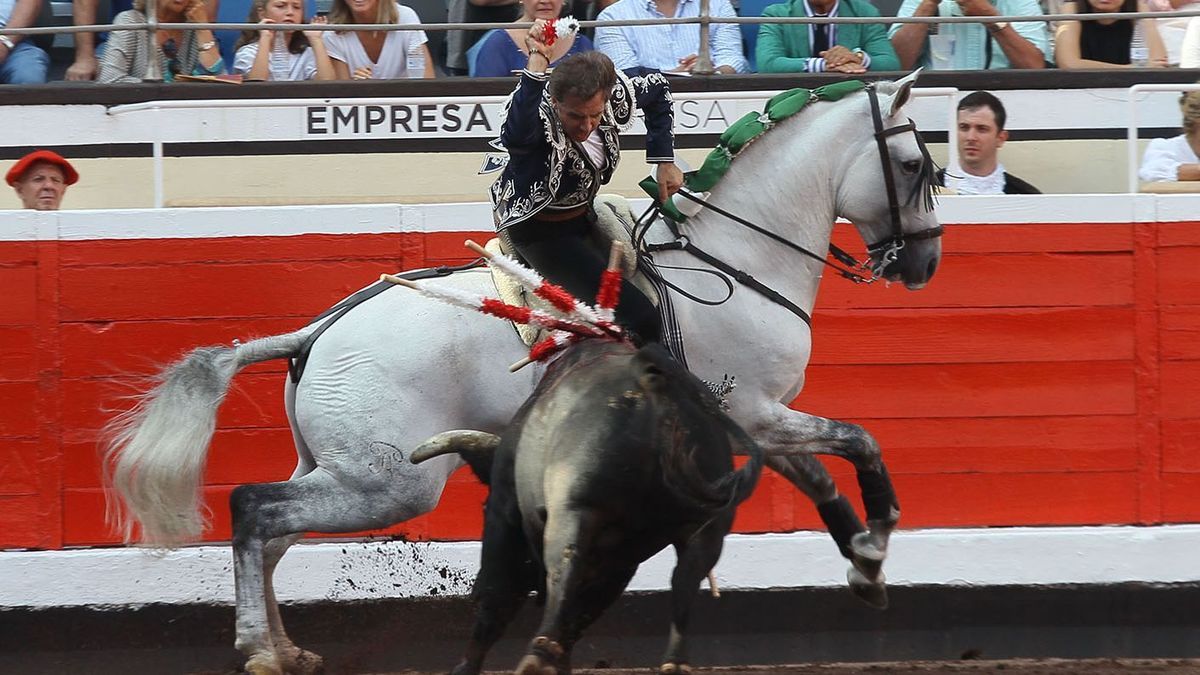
[372,661,1200,675]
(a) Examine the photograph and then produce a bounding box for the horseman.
[491,23,684,346]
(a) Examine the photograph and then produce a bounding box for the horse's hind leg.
[231,469,430,674]
[232,484,287,675]
[262,533,324,674]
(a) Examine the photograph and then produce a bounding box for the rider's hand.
[526,19,553,69]
[655,162,684,203]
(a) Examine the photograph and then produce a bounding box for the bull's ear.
[639,364,666,391]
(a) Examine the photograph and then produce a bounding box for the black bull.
[412,340,765,674]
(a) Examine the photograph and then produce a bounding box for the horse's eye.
[901,159,922,175]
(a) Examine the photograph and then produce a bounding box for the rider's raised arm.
[499,70,551,152]
[624,70,676,164]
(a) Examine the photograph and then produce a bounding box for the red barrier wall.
[2,213,1198,550]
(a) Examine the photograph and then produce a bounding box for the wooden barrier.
[1,196,1197,550]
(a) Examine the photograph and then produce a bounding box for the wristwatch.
[199,40,217,52]
[988,21,1009,34]
[0,35,15,51]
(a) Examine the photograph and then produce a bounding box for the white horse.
[104,72,941,675]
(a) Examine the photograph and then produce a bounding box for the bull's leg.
[750,404,898,609]
[519,510,602,675]
[451,497,538,675]
[660,518,733,673]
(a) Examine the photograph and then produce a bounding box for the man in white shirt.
[937,91,1040,195]
[1140,90,1200,183]
[595,0,749,73]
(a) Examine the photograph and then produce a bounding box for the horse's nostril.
[926,258,939,280]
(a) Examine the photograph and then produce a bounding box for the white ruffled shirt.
[324,4,428,79]
[1139,135,1199,182]
[233,41,319,81]
[946,164,1007,195]
[581,128,608,171]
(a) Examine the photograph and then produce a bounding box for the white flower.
[554,16,580,40]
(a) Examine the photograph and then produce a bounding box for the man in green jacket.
[756,0,900,72]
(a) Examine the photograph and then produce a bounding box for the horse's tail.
[102,328,315,548]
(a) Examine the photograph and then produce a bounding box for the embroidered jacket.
[491,67,676,230]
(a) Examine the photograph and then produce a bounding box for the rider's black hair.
[548,51,617,103]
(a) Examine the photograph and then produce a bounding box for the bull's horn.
[410,430,501,465]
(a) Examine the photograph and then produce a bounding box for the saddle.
[487,194,660,347]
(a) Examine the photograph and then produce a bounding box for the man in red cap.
[6,150,79,211]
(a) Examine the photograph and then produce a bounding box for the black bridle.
[863,84,944,277]
[639,83,943,327]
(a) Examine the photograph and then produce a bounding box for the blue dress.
[470,29,594,77]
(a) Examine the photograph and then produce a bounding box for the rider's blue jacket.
[491,67,676,231]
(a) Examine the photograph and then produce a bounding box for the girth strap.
[288,260,484,383]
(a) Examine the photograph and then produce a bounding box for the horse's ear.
[887,68,923,117]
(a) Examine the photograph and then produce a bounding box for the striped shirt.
[596,0,749,73]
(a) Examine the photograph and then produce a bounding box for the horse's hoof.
[660,662,693,674]
[450,660,480,675]
[282,648,325,675]
[850,531,885,582]
[243,654,284,675]
[514,654,556,675]
[847,566,889,610]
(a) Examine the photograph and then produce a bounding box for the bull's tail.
[660,409,764,516]
[102,328,316,547]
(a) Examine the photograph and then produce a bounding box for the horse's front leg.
[748,403,900,608]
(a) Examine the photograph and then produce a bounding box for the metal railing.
[5,7,1200,81]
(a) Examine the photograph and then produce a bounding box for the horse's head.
[838,71,942,290]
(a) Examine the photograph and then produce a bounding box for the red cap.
[6,150,79,187]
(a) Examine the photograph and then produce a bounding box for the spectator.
[755,0,900,73]
[937,91,1041,194]
[461,0,522,73]
[890,0,1049,69]
[1055,0,1166,68]
[1148,0,1195,65]
[471,0,593,76]
[1139,90,1200,183]
[1180,15,1200,66]
[324,0,434,78]
[595,0,748,73]
[70,0,220,81]
[98,0,225,82]
[0,0,49,84]
[233,0,335,80]
[6,150,78,211]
